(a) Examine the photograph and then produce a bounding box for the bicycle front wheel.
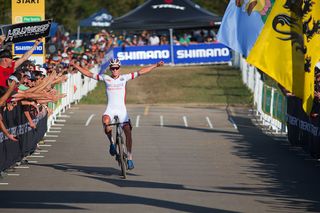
[117,132,127,179]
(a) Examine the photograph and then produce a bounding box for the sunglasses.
[110,67,120,71]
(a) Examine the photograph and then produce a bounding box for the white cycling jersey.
[93,72,139,123]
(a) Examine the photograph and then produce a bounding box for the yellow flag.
[247,0,320,114]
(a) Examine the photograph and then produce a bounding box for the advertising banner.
[112,43,231,66]
[173,43,231,64]
[1,20,51,44]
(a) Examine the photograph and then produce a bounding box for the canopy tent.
[110,0,221,30]
[110,0,222,64]
[77,8,113,39]
[79,8,113,27]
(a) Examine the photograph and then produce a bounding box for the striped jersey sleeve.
[92,74,104,81]
[123,72,140,82]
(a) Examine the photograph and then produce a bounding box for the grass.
[80,64,253,105]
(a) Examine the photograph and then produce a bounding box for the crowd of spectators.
[0,29,114,168]
[48,29,217,52]
[107,29,218,47]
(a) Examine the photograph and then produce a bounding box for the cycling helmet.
[109,58,121,67]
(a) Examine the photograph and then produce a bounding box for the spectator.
[149,32,160,45]
[311,62,320,117]
[160,35,169,45]
[179,33,191,46]
[0,38,42,88]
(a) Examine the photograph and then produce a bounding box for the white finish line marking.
[28,161,38,163]
[37,150,48,153]
[48,130,61,133]
[56,119,66,123]
[160,115,164,127]
[28,155,44,158]
[59,115,71,118]
[50,127,62,130]
[38,144,52,147]
[53,123,64,126]
[44,139,56,143]
[0,183,9,185]
[135,115,140,127]
[14,166,29,169]
[85,114,95,126]
[206,117,213,129]
[7,174,20,176]
[183,116,188,127]
[45,135,58,138]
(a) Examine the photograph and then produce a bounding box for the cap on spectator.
[52,55,60,61]
[24,71,32,79]
[0,49,12,59]
[82,55,88,60]
[61,53,68,58]
[9,75,20,83]
[39,68,47,76]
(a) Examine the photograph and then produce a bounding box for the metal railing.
[240,57,287,133]
[47,66,99,129]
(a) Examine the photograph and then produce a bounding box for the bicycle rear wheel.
[116,128,127,179]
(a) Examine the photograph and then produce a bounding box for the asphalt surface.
[0,104,320,213]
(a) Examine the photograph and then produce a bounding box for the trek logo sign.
[1,19,51,44]
[92,13,112,27]
[113,43,231,65]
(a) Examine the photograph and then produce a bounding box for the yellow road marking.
[144,105,150,115]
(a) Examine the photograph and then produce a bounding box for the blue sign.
[14,42,44,55]
[113,45,171,66]
[173,43,231,64]
[112,43,231,66]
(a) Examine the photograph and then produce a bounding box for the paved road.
[1,104,320,213]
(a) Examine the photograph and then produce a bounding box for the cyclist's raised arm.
[70,60,94,78]
[15,38,42,68]
[137,61,164,76]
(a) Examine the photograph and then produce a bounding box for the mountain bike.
[109,115,127,179]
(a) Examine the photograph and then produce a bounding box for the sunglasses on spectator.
[110,67,120,71]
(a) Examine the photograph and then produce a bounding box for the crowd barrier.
[240,57,320,157]
[240,57,287,133]
[0,105,48,171]
[0,66,99,172]
[47,65,99,129]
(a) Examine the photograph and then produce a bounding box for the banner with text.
[112,43,231,66]
[11,0,46,64]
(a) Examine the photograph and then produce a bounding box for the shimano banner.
[174,43,231,64]
[112,43,231,66]
[1,19,52,44]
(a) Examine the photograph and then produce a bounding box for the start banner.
[112,43,231,66]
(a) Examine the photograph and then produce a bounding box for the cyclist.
[70,58,164,170]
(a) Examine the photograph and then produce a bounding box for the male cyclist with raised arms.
[70,58,164,170]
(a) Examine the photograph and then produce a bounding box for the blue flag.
[217,0,273,58]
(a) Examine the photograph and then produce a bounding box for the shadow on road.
[224,113,320,212]
[162,125,239,135]
[0,190,237,213]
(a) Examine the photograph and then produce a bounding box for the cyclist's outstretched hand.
[156,61,164,67]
